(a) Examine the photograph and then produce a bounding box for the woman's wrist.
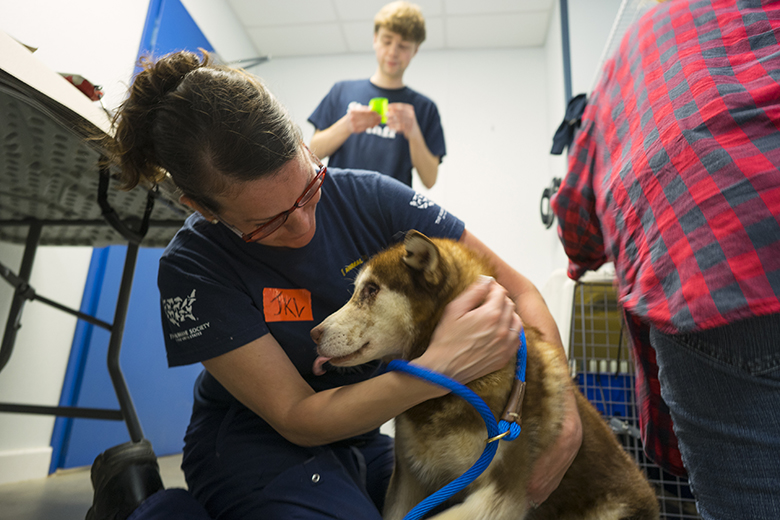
[387,364,451,400]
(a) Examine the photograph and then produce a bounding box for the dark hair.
[104,50,301,212]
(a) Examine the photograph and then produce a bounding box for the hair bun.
[108,51,211,189]
[105,49,299,204]
[134,51,206,107]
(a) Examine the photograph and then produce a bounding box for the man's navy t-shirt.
[308,79,446,186]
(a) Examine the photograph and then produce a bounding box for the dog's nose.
[310,325,322,344]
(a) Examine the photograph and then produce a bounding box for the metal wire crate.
[569,281,701,520]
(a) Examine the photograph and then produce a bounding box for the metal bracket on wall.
[540,177,562,229]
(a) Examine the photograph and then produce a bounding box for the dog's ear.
[403,230,442,285]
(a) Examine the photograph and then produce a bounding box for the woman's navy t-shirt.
[158,168,464,408]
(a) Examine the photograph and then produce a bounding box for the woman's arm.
[459,229,583,506]
[459,230,563,350]
[203,277,520,447]
[203,333,441,446]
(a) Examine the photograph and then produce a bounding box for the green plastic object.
[369,97,388,123]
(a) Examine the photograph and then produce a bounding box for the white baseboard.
[0,446,53,485]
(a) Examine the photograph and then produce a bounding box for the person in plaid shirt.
[553,0,780,518]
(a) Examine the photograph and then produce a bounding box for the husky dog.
[311,230,659,520]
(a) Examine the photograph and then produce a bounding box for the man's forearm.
[310,117,352,159]
[408,132,440,188]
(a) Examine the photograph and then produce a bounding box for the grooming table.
[0,31,190,442]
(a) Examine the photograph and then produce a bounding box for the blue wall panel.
[59,247,204,469]
[146,0,213,58]
[52,0,213,470]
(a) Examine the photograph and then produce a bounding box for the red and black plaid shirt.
[552,0,780,477]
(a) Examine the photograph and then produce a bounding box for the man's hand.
[386,102,421,138]
[346,104,382,133]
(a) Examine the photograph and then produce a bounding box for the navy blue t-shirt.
[158,169,463,402]
[308,79,446,186]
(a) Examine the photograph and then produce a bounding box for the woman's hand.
[526,388,583,508]
[415,276,522,383]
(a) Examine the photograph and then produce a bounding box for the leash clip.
[486,430,511,444]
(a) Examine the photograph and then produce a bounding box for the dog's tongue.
[312,355,331,376]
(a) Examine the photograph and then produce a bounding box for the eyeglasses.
[219,149,327,243]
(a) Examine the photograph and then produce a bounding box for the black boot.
[85,439,165,520]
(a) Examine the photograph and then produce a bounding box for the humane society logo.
[409,193,434,209]
[409,193,448,224]
[163,289,210,342]
[163,289,197,326]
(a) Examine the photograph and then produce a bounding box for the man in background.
[308,1,444,189]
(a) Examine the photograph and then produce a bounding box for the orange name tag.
[263,288,314,322]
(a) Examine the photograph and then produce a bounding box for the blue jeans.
[650,313,780,520]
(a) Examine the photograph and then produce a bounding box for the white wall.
[545,0,575,273]
[0,0,151,485]
[540,0,623,354]
[547,0,622,270]
[250,0,622,294]
[0,246,94,484]
[255,47,566,291]
[180,0,257,63]
[0,1,149,111]
[569,0,624,96]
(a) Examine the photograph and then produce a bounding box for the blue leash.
[386,329,528,520]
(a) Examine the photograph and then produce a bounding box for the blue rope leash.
[386,329,528,520]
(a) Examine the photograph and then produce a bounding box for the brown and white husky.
[310,230,659,520]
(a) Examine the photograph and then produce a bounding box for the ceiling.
[227,0,556,59]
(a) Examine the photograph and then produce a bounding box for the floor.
[0,453,187,520]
